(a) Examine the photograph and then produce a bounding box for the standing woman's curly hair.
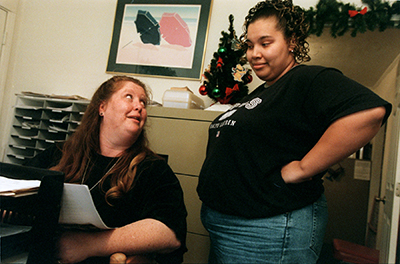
[52,76,154,205]
[240,0,311,63]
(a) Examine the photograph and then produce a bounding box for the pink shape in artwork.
[159,12,192,47]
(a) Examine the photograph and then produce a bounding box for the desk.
[0,162,64,263]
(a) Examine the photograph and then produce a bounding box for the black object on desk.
[0,162,64,264]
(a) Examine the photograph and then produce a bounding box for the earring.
[100,112,104,116]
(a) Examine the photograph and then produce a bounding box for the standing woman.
[27,76,187,264]
[197,0,392,263]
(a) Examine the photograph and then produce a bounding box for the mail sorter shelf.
[4,94,89,165]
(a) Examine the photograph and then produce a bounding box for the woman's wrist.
[281,161,312,183]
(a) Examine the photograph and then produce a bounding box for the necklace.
[81,156,122,191]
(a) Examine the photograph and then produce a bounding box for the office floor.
[317,243,342,264]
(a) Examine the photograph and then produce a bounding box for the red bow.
[225,84,240,97]
[217,84,240,104]
[348,7,367,17]
[216,57,224,69]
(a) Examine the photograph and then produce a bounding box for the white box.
[162,90,205,109]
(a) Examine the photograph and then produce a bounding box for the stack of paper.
[0,176,41,197]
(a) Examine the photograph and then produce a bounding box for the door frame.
[376,57,400,263]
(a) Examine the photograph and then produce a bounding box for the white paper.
[354,160,371,181]
[59,183,111,229]
[0,176,41,194]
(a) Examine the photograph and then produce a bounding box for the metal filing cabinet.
[147,106,222,263]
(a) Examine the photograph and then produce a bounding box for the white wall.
[0,0,18,12]
[2,0,265,104]
[0,0,262,158]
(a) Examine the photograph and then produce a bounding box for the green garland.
[305,0,400,37]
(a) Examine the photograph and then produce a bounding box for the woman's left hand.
[281,161,312,184]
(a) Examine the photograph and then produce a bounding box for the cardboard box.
[162,90,205,109]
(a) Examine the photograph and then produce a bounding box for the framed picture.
[106,0,213,80]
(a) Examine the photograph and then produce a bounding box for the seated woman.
[26,76,187,264]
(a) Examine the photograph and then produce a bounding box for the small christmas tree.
[199,14,252,104]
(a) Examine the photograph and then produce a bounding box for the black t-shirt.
[26,145,187,264]
[197,65,392,219]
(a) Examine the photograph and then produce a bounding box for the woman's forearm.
[281,106,387,183]
[58,218,181,263]
[95,218,181,256]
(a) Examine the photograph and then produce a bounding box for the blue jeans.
[201,194,328,264]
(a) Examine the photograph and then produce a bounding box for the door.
[379,77,400,263]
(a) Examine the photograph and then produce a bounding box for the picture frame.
[106,0,213,80]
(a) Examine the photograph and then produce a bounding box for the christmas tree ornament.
[218,46,227,55]
[225,84,240,97]
[231,38,242,51]
[199,85,208,95]
[212,88,222,98]
[232,64,247,82]
[216,57,224,69]
[243,74,253,84]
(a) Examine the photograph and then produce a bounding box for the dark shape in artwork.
[159,12,192,47]
[134,10,161,45]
